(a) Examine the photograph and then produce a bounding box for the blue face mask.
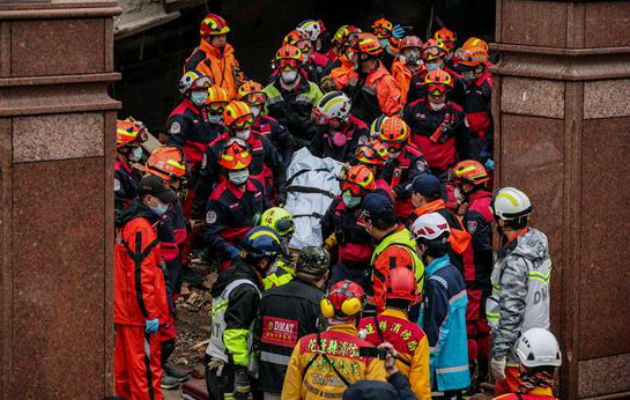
[425,62,440,72]
[129,146,143,162]
[380,39,389,49]
[229,170,249,186]
[342,193,361,208]
[150,201,169,217]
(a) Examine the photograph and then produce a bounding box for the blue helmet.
[240,226,287,258]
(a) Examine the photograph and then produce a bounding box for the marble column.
[492,0,630,398]
[0,0,121,398]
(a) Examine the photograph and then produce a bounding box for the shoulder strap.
[302,330,351,387]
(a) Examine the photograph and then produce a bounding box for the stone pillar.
[492,1,630,398]
[0,1,121,398]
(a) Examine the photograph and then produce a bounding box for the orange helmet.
[146,146,187,181]
[452,160,489,186]
[356,139,389,166]
[424,68,453,95]
[378,116,410,144]
[237,80,267,106]
[284,30,309,46]
[333,25,361,45]
[422,38,447,62]
[433,27,456,51]
[342,165,376,196]
[386,264,418,302]
[219,138,252,170]
[200,14,230,37]
[351,32,382,57]
[275,44,303,69]
[116,118,148,148]
[456,46,489,67]
[399,35,423,51]
[223,101,254,130]
[372,17,394,39]
[462,37,489,52]
[205,85,230,114]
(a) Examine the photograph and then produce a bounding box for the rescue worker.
[205,226,286,400]
[326,25,360,65]
[202,139,270,269]
[433,27,457,66]
[297,19,331,79]
[410,173,472,277]
[321,164,377,289]
[282,280,387,399]
[391,35,423,105]
[487,187,551,396]
[264,44,323,147]
[375,115,429,219]
[371,17,405,71]
[494,328,562,400]
[362,191,424,315]
[359,264,431,400]
[258,246,330,399]
[193,101,285,217]
[184,14,242,98]
[452,160,493,391]
[260,207,297,289]
[403,68,474,175]
[282,30,322,84]
[343,32,402,124]
[412,212,470,398]
[238,80,295,165]
[321,25,361,84]
[309,91,370,162]
[115,118,148,215]
[355,139,394,199]
[456,47,493,162]
[114,175,174,400]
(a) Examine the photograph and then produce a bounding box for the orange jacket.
[363,62,402,116]
[114,211,169,326]
[359,309,431,400]
[330,55,358,90]
[281,323,387,400]
[415,199,471,254]
[184,40,242,98]
[391,59,413,106]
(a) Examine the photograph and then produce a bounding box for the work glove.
[485,158,495,171]
[145,318,159,335]
[490,356,507,381]
[392,24,406,39]
[233,367,251,400]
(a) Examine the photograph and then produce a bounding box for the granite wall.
[0,1,121,398]
[492,0,630,398]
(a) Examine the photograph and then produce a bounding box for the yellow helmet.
[260,207,295,237]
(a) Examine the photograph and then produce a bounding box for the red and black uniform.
[464,72,492,143]
[193,133,286,217]
[203,177,270,265]
[462,190,493,365]
[114,201,169,400]
[403,99,474,175]
[252,114,295,165]
[308,114,370,163]
[406,70,428,106]
[115,159,139,213]
[321,197,374,289]
[379,144,429,219]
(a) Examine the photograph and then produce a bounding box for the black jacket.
[257,277,324,393]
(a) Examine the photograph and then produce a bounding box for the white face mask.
[342,193,362,208]
[235,128,251,141]
[228,170,249,186]
[454,186,465,205]
[190,90,208,106]
[281,70,298,83]
[250,106,262,119]
[430,102,446,111]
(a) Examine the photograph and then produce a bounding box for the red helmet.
[116,118,148,148]
[452,160,489,185]
[275,44,304,69]
[372,17,394,39]
[146,146,187,181]
[386,266,418,302]
[342,164,376,196]
[422,38,447,62]
[223,100,254,130]
[219,138,251,170]
[200,14,230,37]
[399,35,423,51]
[433,27,456,51]
[424,68,453,95]
[320,280,364,318]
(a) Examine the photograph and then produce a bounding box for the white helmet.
[515,328,562,368]
[491,187,532,221]
[412,212,450,241]
[296,19,322,42]
[316,91,351,122]
[178,71,213,95]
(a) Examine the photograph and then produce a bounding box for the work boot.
[161,373,180,390]
[164,363,191,382]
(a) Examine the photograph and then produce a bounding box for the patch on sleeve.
[206,210,217,224]
[169,121,182,134]
[467,220,478,234]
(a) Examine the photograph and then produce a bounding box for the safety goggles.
[243,92,267,107]
[276,58,300,69]
[373,28,390,38]
[382,140,406,152]
[342,182,364,196]
[427,84,448,95]
[231,114,254,130]
[207,102,227,114]
[423,47,443,58]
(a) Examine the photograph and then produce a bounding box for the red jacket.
[464,72,493,141]
[495,387,556,400]
[115,202,169,326]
